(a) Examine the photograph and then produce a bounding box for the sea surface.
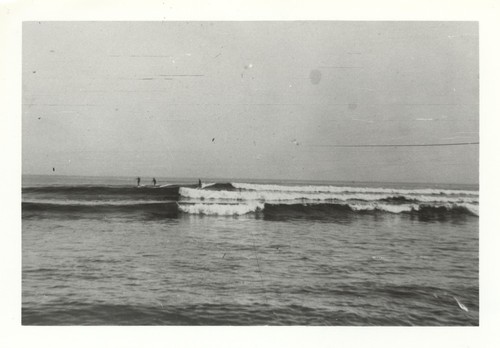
[22,175,479,325]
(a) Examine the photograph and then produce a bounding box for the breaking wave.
[22,182,478,219]
[178,188,478,204]
[177,182,478,218]
[175,201,478,217]
[177,202,264,216]
[231,183,478,196]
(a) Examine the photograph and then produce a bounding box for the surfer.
[136,177,141,186]
[198,179,202,188]
[152,178,157,186]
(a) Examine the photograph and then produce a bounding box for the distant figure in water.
[152,178,157,186]
[198,179,202,188]
[136,177,141,186]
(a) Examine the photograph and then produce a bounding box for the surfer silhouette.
[198,179,202,188]
[152,178,157,186]
[136,177,141,186]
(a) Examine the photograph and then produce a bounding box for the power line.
[309,141,479,148]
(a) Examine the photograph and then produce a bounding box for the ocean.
[22,175,479,325]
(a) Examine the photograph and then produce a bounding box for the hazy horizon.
[22,22,479,184]
[21,173,479,188]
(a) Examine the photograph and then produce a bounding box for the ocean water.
[22,175,479,325]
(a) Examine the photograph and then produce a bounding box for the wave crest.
[174,201,478,217]
[178,187,478,205]
[177,202,264,216]
[231,182,478,196]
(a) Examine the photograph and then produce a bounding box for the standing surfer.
[136,177,141,186]
[152,178,157,186]
[198,179,202,188]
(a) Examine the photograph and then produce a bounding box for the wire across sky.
[310,142,479,148]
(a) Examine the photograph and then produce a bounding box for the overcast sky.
[22,21,479,184]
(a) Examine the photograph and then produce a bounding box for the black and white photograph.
[19,20,480,326]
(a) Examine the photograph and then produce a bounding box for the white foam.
[177,201,263,215]
[374,204,417,214]
[413,195,478,204]
[348,203,416,213]
[176,200,479,216]
[179,187,478,204]
[453,296,469,312]
[348,203,376,211]
[347,202,479,215]
[231,182,478,196]
[460,203,479,216]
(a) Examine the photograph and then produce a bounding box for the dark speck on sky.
[309,70,322,85]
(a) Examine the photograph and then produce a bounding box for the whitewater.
[177,182,479,217]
